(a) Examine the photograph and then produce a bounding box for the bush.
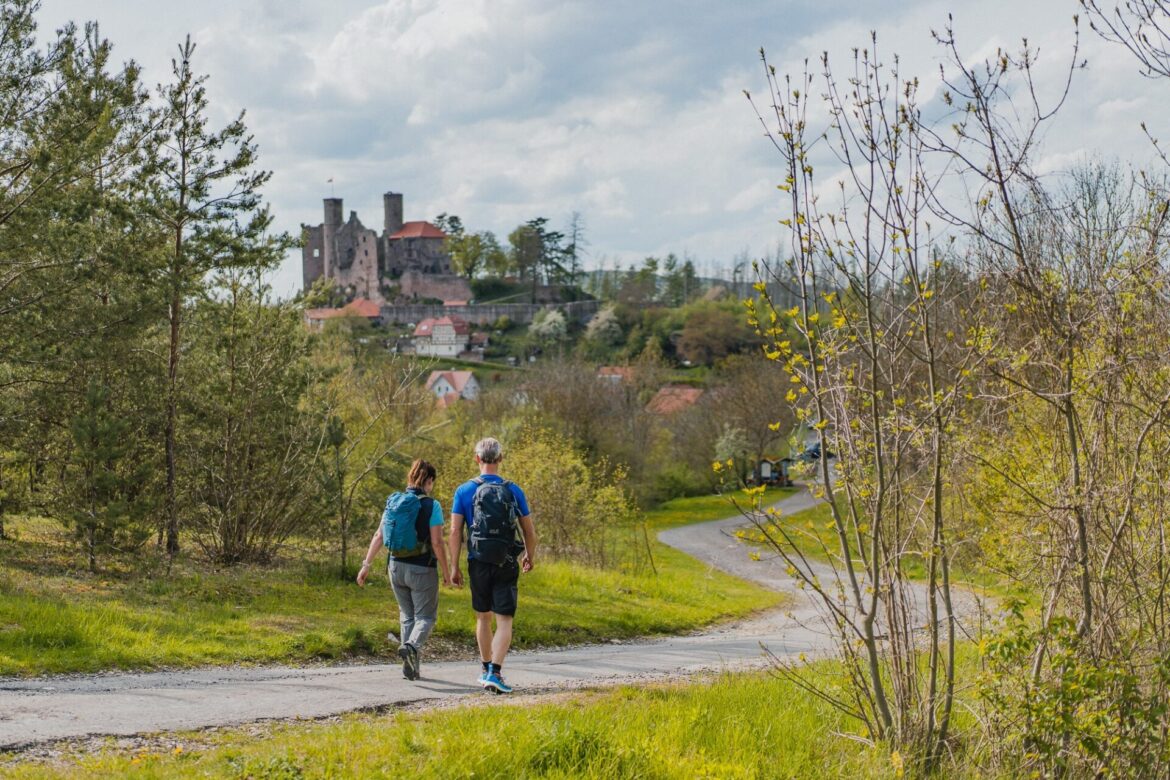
[505,427,639,568]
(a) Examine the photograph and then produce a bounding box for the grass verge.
[739,491,1028,603]
[642,486,795,531]
[2,666,922,779]
[0,490,782,677]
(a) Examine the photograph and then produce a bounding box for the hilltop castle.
[301,191,471,304]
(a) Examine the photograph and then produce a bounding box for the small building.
[597,366,634,384]
[413,316,471,357]
[751,457,794,487]
[426,370,480,402]
[646,385,704,415]
[303,297,383,331]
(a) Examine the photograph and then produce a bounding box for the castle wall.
[302,225,324,289]
[381,300,600,326]
[384,236,451,277]
[332,227,383,303]
[321,198,343,278]
[397,270,472,302]
[383,192,403,234]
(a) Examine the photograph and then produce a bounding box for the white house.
[426,370,480,405]
[413,316,470,357]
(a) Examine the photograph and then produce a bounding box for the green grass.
[642,486,795,531]
[3,666,925,779]
[742,496,1029,604]
[0,490,782,677]
[418,353,520,375]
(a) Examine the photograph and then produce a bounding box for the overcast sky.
[34,0,1166,298]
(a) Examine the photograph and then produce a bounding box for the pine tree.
[148,36,286,557]
[64,381,147,572]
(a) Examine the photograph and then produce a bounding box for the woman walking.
[357,459,451,680]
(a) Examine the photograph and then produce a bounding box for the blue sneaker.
[479,670,489,687]
[482,672,512,694]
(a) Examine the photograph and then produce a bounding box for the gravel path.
[1,487,839,750]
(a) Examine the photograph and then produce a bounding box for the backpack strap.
[415,495,435,553]
[472,476,511,488]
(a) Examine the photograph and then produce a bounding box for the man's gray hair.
[475,437,503,464]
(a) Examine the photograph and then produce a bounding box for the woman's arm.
[356,527,384,586]
[430,524,451,586]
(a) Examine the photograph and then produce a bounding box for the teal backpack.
[382,488,433,559]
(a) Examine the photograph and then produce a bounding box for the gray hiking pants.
[388,560,440,650]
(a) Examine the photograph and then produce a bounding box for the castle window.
[313,248,320,257]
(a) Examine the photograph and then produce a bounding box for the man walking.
[448,437,537,694]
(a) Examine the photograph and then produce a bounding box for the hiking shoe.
[482,672,512,694]
[478,670,489,687]
[399,643,420,680]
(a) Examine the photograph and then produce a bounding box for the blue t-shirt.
[383,493,444,567]
[452,475,530,561]
[452,474,530,522]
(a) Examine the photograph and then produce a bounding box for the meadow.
[0,490,785,677]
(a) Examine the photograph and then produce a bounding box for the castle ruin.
[301,191,471,304]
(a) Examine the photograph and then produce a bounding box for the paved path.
[1,488,834,749]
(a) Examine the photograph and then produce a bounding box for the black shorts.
[468,558,520,616]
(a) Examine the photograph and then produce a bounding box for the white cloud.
[305,0,570,121]
[32,0,1170,300]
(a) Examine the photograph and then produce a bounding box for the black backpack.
[468,477,522,565]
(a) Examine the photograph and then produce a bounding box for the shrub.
[505,427,639,568]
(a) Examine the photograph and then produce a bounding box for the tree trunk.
[0,460,6,540]
[336,447,346,577]
[164,284,182,557]
[87,524,97,574]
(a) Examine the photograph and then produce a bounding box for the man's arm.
[448,514,465,587]
[518,514,537,573]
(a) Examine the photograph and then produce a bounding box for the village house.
[750,456,794,487]
[597,366,634,384]
[302,297,382,331]
[426,370,480,408]
[413,316,471,357]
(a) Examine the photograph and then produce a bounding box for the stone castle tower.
[302,190,463,303]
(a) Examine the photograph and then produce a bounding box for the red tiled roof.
[427,370,476,394]
[413,315,470,337]
[435,315,469,335]
[304,307,339,321]
[389,221,446,240]
[304,298,380,322]
[343,298,381,318]
[646,385,704,415]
